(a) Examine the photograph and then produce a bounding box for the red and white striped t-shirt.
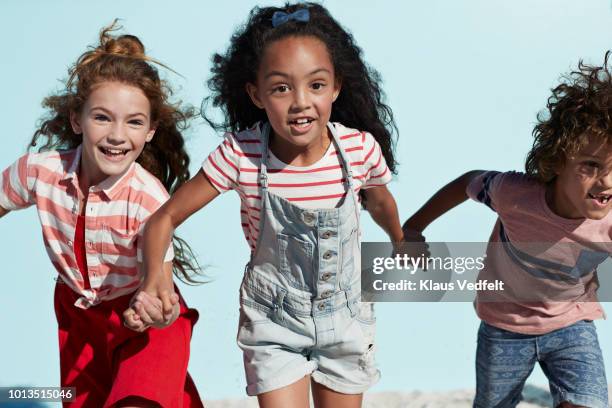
[202,122,392,251]
[0,145,173,309]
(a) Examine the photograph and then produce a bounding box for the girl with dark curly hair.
[137,3,403,407]
[403,53,612,408]
[0,22,204,408]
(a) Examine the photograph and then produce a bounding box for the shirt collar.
[62,144,137,200]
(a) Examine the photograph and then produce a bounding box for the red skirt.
[54,280,204,408]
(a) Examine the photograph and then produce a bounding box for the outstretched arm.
[124,170,220,331]
[403,170,485,234]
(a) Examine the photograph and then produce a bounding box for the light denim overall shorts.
[237,122,380,396]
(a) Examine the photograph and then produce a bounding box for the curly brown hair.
[29,21,203,284]
[526,51,612,182]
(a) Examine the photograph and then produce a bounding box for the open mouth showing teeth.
[99,147,129,156]
[289,118,314,128]
[588,193,611,204]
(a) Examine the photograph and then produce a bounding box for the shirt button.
[67,240,73,247]
[322,250,333,260]
[318,302,326,311]
[321,290,333,299]
[321,272,332,281]
[321,231,333,239]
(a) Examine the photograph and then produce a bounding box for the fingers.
[123,307,148,332]
[133,291,164,326]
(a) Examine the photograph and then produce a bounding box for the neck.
[269,127,332,167]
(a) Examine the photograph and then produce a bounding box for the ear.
[145,127,156,143]
[246,82,265,109]
[70,111,83,134]
[332,77,342,102]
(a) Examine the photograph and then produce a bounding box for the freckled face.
[71,81,155,187]
[550,139,612,220]
[246,35,341,152]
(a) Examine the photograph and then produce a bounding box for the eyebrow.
[264,67,332,80]
[89,106,148,119]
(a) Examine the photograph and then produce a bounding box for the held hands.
[123,280,180,332]
[397,225,431,270]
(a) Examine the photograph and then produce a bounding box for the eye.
[311,82,326,90]
[272,84,290,94]
[583,161,601,168]
[94,114,110,122]
[128,119,144,126]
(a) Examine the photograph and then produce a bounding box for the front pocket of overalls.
[277,233,314,290]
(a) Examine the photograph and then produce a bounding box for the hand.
[123,282,180,332]
[398,226,431,270]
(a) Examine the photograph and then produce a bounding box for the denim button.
[321,231,333,239]
[322,251,333,260]
[321,290,333,299]
[321,272,332,281]
[302,212,315,225]
[318,302,326,311]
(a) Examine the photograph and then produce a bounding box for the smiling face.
[246,35,340,159]
[70,81,155,189]
[549,138,612,220]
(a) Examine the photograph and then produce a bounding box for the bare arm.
[124,170,220,331]
[363,185,404,243]
[0,206,9,218]
[143,169,220,281]
[403,170,485,233]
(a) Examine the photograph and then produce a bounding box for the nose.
[290,87,310,111]
[106,123,127,144]
[599,169,612,189]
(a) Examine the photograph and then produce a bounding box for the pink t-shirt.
[466,171,609,334]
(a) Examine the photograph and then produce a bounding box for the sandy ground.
[204,384,612,408]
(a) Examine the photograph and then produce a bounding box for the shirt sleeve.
[201,132,241,193]
[361,132,392,189]
[466,171,503,212]
[0,153,35,211]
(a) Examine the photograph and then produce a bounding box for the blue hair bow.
[271,8,310,27]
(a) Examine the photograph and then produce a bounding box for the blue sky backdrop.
[1,0,612,404]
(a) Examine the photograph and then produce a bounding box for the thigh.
[311,303,379,395]
[256,375,311,408]
[539,321,608,408]
[55,282,112,408]
[474,322,538,408]
[311,380,363,408]
[106,302,203,408]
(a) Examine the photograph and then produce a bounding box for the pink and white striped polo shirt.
[202,122,392,251]
[0,145,173,309]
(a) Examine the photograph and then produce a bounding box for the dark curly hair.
[526,51,612,183]
[202,2,398,177]
[29,21,203,284]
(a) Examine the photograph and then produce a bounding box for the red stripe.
[224,140,262,158]
[364,143,376,163]
[209,156,236,185]
[219,146,239,173]
[340,132,361,140]
[370,167,389,179]
[203,170,230,191]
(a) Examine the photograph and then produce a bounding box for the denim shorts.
[237,269,379,396]
[474,320,608,408]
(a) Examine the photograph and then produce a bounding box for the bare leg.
[257,375,311,408]
[311,380,363,408]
